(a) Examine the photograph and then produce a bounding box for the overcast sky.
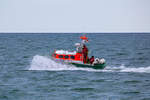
[0,0,150,33]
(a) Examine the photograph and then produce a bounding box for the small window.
[59,55,63,58]
[64,55,69,59]
[70,56,75,59]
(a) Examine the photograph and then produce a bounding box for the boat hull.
[70,63,106,69]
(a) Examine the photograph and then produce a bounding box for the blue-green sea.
[0,33,150,100]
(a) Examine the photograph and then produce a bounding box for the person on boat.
[82,44,88,63]
[75,43,82,53]
[89,56,94,64]
[79,35,89,63]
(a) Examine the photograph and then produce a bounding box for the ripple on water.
[71,87,95,92]
[9,89,20,94]
[91,79,106,82]
[137,52,144,55]
[122,91,140,95]
[116,52,128,56]
[141,98,150,100]
[124,80,141,84]
[23,56,29,58]
[0,95,8,100]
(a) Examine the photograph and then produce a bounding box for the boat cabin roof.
[55,50,76,55]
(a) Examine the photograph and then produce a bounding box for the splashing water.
[29,55,94,71]
[29,55,150,73]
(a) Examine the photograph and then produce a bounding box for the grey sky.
[0,0,150,32]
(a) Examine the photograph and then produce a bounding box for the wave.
[29,55,150,73]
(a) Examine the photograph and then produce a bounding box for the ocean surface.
[0,33,150,100]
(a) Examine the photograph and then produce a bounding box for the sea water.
[0,33,150,100]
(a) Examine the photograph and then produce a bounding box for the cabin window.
[64,55,69,59]
[70,56,75,59]
[59,55,63,58]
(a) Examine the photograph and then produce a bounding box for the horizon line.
[0,32,150,34]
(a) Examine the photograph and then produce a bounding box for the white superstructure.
[55,50,77,55]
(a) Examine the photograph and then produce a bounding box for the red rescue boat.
[52,35,106,69]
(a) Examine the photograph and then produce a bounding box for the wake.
[29,55,150,73]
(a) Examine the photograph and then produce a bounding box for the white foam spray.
[29,55,94,71]
[29,55,150,73]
